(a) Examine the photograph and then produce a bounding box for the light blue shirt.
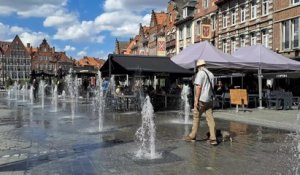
[194,68,214,102]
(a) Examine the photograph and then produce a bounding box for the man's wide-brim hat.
[196,59,206,67]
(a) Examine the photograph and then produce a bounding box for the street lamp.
[1,52,4,85]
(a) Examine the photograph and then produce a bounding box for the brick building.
[30,39,74,75]
[148,10,168,56]
[0,35,31,82]
[76,56,105,70]
[136,24,150,55]
[216,0,274,54]
[114,39,130,54]
[273,0,300,60]
[165,0,188,57]
[193,0,218,45]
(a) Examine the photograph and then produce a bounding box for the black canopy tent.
[100,54,193,77]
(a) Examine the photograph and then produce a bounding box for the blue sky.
[0,0,168,59]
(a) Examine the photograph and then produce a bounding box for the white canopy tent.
[171,41,251,69]
[233,44,300,108]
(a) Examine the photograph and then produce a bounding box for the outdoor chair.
[292,96,300,110]
[267,91,284,110]
[221,93,231,109]
[283,92,293,110]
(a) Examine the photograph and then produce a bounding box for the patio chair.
[283,92,293,110]
[267,91,283,110]
[221,93,231,109]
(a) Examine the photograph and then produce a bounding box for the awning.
[100,54,193,76]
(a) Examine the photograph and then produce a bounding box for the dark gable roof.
[100,54,193,76]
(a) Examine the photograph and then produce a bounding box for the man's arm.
[194,84,202,110]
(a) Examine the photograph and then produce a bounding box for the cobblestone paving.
[0,98,299,175]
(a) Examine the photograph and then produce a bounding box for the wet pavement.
[0,97,299,175]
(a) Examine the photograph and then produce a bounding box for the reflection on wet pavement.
[0,98,299,175]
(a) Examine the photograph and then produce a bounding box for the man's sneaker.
[183,135,196,142]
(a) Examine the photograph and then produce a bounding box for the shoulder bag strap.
[202,70,215,97]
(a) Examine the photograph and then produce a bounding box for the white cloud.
[0,22,48,47]
[52,0,168,40]
[19,32,50,47]
[92,0,168,37]
[43,10,78,27]
[64,45,76,52]
[10,26,26,33]
[0,0,67,17]
[104,0,167,12]
[77,47,88,57]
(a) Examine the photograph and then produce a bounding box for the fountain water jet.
[39,80,45,109]
[29,85,34,104]
[96,71,105,131]
[52,84,58,112]
[181,84,191,124]
[22,84,26,102]
[135,95,161,159]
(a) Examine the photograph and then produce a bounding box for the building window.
[251,0,257,19]
[186,25,191,38]
[240,6,246,22]
[196,21,201,35]
[262,30,269,48]
[231,10,236,25]
[240,35,246,47]
[292,0,300,5]
[231,38,236,54]
[282,21,290,49]
[293,18,299,48]
[222,40,228,53]
[203,0,209,8]
[211,15,216,30]
[251,33,256,45]
[183,8,188,18]
[223,13,227,28]
[179,28,183,40]
[262,0,269,15]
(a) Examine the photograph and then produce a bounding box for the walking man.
[183,59,217,145]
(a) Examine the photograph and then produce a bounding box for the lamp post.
[1,52,4,85]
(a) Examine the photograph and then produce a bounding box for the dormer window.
[183,8,188,18]
[203,0,209,9]
[292,0,300,5]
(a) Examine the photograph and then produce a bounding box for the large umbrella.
[233,44,300,70]
[233,44,300,109]
[171,41,249,69]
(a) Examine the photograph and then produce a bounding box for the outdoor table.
[155,94,180,108]
[116,95,136,110]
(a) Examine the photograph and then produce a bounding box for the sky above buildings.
[0,0,168,59]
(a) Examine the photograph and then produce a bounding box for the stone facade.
[0,35,31,81]
[273,0,300,59]
[30,39,74,75]
[175,0,197,54]
[165,0,188,57]
[114,39,130,55]
[216,0,273,54]
[148,10,167,56]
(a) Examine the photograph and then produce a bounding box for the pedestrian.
[183,59,217,145]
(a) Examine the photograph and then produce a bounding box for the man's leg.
[205,103,216,141]
[188,110,200,139]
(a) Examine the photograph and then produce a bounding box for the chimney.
[27,43,30,48]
